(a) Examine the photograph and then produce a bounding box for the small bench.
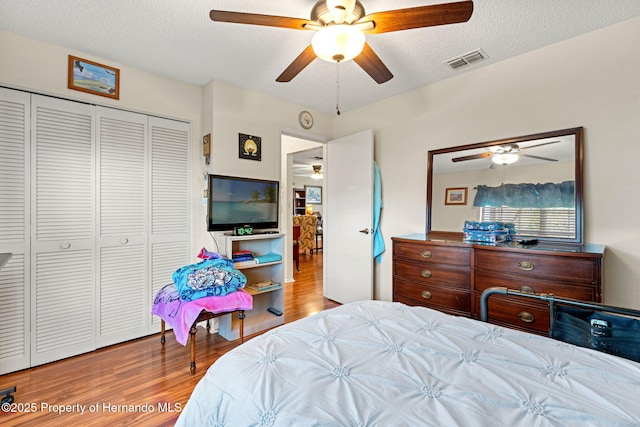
[152,283,253,374]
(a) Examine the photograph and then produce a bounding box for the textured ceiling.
[1,1,640,115]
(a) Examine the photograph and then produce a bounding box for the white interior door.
[31,94,96,366]
[0,88,31,374]
[324,129,374,303]
[96,107,148,347]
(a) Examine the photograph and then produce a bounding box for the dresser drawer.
[395,278,470,313]
[475,294,550,334]
[395,259,469,289]
[474,271,596,301]
[475,250,598,283]
[394,241,471,266]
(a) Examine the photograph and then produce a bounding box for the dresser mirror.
[427,127,584,244]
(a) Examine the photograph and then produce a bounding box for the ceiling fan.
[452,141,561,166]
[209,0,474,84]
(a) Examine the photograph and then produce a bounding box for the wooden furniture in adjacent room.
[293,188,306,215]
[292,225,300,271]
[292,215,317,255]
[392,234,605,335]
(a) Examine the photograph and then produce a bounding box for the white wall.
[196,80,333,264]
[0,31,334,268]
[5,16,640,310]
[0,30,201,123]
[334,16,640,308]
[0,29,206,266]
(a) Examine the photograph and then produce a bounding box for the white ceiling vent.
[444,49,488,70]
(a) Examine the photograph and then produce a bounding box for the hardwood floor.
[0,253,336,426]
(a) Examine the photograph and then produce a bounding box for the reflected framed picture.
[305,185,322,204]
[67,55,120,99]
[445,187,467,205]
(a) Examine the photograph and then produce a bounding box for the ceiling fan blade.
[520,140,560,150]
[353,43,393,84]
[210,10,314,30]
[359,1,473,35]
[520,154,558,162]
[276,45,317,82]
[452,152,491,162]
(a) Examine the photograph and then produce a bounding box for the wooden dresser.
[392,234,605,335]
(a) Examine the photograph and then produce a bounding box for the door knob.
[359,228,370,234]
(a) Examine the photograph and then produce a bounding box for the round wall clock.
[298,111,313,129]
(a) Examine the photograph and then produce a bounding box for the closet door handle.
[60,242,71,250]
[120,238,129,244]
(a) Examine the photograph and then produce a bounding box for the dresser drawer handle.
[421,291,432,299]
[519,286,535,294]
[518,261,535,271]
[518,311,535,323]
[421,270,432,278]
[420,250,432,259]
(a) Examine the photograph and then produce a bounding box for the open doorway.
[281,134,325,283]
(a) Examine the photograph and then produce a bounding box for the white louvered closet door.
[30,95,96,366]
[0,88,31,374]
[96,107,148,347]
[148,117,191,329]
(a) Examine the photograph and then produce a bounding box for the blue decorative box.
[464,221,505,231]
[463,230,510,244]
[463,221,516,242]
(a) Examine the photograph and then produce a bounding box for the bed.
[176,299,640,426]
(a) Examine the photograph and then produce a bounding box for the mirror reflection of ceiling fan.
[210,0,474,84]
[452,141,561,166]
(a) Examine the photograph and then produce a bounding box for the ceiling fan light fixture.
[311,164,324,179]
[326,0,357,22]
[312,24,365,62]
[492,153,519,165]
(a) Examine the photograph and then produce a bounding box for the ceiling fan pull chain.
[336,62,341,115]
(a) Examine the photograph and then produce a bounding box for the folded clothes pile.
[172,250,247,302]
[233,251,282,268]
[463,221,515,244]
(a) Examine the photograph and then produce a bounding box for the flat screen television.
[207,174,280,232]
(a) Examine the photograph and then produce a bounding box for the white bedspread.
[177,301,640,426]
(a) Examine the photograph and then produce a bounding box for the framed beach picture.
[305,185,322,204]
[68,55,120,99]
[445,187,468,205]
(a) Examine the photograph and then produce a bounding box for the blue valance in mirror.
[474,181,574,208]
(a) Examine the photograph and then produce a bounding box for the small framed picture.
[305,185,322,204]
[445,187,467,205]
[68,55,120,99]
[238,133,261,161]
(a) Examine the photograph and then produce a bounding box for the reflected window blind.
[480,207,575,238]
